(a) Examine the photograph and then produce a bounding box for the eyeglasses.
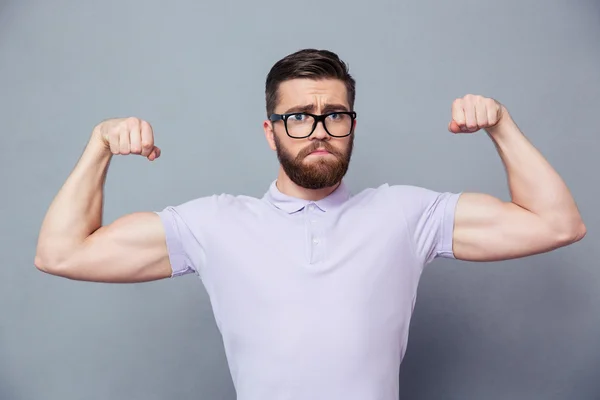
[269,111,357,139]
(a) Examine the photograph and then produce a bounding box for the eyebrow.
[282,103,350,114]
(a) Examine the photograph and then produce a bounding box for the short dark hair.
[265,49,356,116]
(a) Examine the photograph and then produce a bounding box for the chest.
[201,205,421,340]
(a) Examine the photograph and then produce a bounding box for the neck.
[276,167,340,201]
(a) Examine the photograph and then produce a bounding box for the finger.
[463,97,478,132]
[487,105,497,126]
[108,131,120,154]
[451,99,466,130]
[475,99,489,127]
[119,125,131,155]
[486,99,500,126]
[448,121,462,133]
[147,146,161,161]
[129,125,142,154]
[140,120,154,157]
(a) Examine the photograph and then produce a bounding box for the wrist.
[485,108,518,140]
[83,134,113,165]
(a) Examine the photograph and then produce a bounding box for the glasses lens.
[285,113,354,138]
[286,114,315,138]
[324,113,353,137]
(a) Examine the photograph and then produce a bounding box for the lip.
[309,149,330,155]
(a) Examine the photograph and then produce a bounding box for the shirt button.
[308,204,315,211]
[313,238,320,245]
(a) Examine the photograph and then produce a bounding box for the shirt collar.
[263,180,351,214]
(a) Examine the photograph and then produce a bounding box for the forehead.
[275,78,349,112]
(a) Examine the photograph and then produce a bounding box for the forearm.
[487,113,584,235]
[35,139,112,268]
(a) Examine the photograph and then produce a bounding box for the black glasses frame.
[269,111,357,139]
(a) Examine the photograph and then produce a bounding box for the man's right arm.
[34,117,172,283]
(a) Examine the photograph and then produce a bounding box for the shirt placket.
[305,202,326,264]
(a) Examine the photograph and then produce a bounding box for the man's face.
[264,78,356,190]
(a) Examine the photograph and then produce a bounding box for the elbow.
[34,254,55,274]
[571,221,587,242]
[34,254,46,272]
[555,219,587,247]
[34,253,69,276]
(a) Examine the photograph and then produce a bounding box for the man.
[35,49,585,399]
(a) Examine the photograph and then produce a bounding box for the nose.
[310,120,329,141]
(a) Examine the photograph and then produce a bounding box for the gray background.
[1,0,598,399]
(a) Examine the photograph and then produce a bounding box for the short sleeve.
[155,195,220,278]
[390,185,462,266]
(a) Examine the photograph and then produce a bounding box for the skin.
[263,79,356,201]
[447,95,586,261]
[264,79,586,261]
[34,78,586,283]
[34,118,171,282]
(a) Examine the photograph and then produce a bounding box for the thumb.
[147,146,161,161]
[448,120,462,133]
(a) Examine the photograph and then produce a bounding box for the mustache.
[297,141,341,159]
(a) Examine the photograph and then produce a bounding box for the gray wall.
[1,1,598,399]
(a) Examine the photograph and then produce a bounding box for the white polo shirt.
[157,180,461,400]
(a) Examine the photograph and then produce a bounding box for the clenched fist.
[448,94,506,134]
[92,117,161,161]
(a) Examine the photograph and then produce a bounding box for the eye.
[290,114,306,121]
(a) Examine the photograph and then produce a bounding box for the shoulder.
[350,183,462,221]
[352,183,458,205]
[161,192,264,217]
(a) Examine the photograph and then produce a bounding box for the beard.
[274,134,354,190]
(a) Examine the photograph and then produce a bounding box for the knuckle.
[140,120,152,132]
[452,101,464,114]
[126,117,140,129]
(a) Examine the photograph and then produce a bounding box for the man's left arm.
[448,95,586,262]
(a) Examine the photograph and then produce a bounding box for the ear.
[263,120,277,151]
